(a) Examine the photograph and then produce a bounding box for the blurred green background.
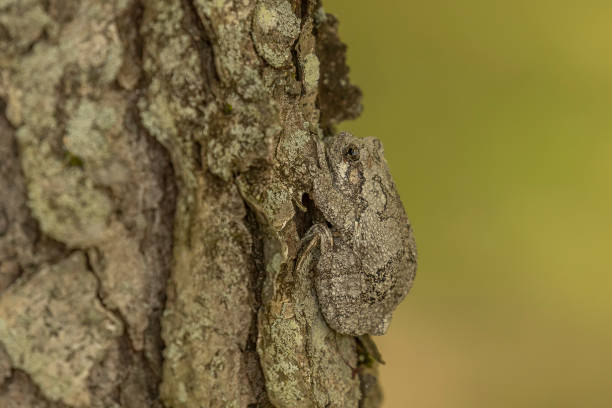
[325,1,612,406]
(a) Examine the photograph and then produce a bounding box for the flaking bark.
[0,0,381,407]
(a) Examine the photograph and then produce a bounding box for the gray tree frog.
[301,132,417,336]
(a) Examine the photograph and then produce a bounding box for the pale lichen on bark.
[0,0,384,406]
[1,0,175,406]
[0,252,123,406]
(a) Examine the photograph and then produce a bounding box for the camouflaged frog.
[301,132,417,336]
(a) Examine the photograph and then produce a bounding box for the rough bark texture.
[0,0,383,407]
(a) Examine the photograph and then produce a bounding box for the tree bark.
[0,0,381,407]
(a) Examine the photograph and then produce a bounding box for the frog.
[300,131,417,336]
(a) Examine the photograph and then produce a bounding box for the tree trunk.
[0,0,381,406]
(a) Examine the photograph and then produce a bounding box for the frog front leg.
[296,223,333,273]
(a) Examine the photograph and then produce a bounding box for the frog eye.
[343,144,360,162]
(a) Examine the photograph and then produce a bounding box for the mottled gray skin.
[306,132,417,336]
